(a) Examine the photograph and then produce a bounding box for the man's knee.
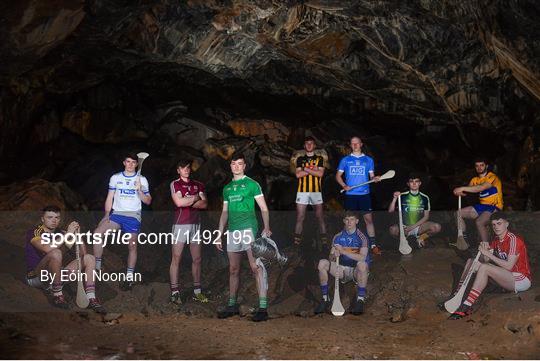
[83,254,95,267]
[229,263,240,276]
[431,223,442,234]
[192,255,202,266]
[49,248,63,262]
[475,216,488,226]
[318,259,330,271]
[364,214,373,224]
[356,262,368,273]
[389,225,399,236]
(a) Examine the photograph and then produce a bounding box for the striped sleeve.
[508,233,518,256]
[356,229,369,248]
[108,174,117,190]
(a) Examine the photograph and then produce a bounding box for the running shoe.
[169,292,182,305]
[252,308,269,322]
[351,298,365,315]
[448,304,473,320]
[193,292,209,303]
[217,304,240,319]
[88,298,107,314]
[314,299,330,314]
[52,294,69,310]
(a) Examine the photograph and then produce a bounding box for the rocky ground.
[1,233,539,359]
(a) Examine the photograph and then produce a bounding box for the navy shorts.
[344,194,372,212]
[473,204,499,215]
[109,214,141,233]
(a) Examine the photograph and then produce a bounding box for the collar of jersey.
[233,175,247,182]
[122,172,136,178]
[349,153,365,158]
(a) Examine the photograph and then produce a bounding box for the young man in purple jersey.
[335,136,382,255]
[25,205,106,313]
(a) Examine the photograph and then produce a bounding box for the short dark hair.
[124,153,138,162]
[231,152,245,162]
[490,212,509,222]
[343,211,359,220]
[408,173,422,182]
[304,136,316,143]
[474,156,488,165]
[42,205,61,214]
[176,159,192,168]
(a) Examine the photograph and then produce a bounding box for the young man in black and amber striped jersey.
[293,136,328,246]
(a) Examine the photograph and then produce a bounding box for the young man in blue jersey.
[315,212,369,315]
[92,153,152,290]
[388,174,441,248]
[336,136,382,255]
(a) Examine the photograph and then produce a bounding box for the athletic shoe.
[119,280,134,291]
[192,292,209,303]
[217,304,240,319]
[52,295,69,309]
[88,298,107,314]
[448,304,472,320]
[314,299,330,314]
[352,298,365,315]
[371,245,382,255]
[252,308,269,322]
[169,292,182,305]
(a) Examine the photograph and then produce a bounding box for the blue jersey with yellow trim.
[333,229,369,267]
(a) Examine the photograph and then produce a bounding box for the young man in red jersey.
[448,212,532,319]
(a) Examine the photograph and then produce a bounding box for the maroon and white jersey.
[171,178,205,225]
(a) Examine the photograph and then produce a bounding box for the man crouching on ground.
[25,205,106,313]
[315,212,369,315]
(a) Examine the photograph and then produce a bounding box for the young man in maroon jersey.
[169,159,208,304]
[448,212,532,319]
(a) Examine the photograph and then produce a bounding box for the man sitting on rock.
[315,212,369,315]
[447,212,532,319]
[25,205,106,313]
[387,173,441,248]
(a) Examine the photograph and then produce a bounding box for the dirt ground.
[1,242,539,359]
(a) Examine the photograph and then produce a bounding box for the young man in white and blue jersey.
[335,136,382,255]
[93,153,152,290]
[316,212,369,315]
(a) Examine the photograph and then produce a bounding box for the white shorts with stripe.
[513,272,531,293]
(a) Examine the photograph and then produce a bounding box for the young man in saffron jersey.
[388,174,441,248]
[215,153,272,322]
[93,153,152,290]
[293,136,328,246]
[25,205,106,313]
[315,212,369,315]
[336,136,382,255]
[453,158,503,246]
[169,159,208,304]
[448,212,531,319]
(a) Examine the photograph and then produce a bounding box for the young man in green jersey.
[215,153,272,322]
[388,174,441,248]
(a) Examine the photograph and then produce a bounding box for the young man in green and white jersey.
[215,153,272,322]
[388,174,441,248]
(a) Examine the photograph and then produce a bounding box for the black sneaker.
[252,308,269,322]
[119,281,134,291]
[314,299,330,314]
[352,298,365,315]
[217,304,240,319]
[88,298,107,314]
[52,295,70,310]
[169,292,182,305]
[448,304,473,320]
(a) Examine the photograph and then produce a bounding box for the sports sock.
[95,257,102,270]
[170,283,179,295]
[357,286,366,300]
[193,283,201,295]
[259,296,268,309]
[368,236,376,248]
[85,283,96,299]
[463,288,481,307]
[52,282,63,297]
[321,284,329,301]
[126,267,134,281]
[228,296,237,307]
